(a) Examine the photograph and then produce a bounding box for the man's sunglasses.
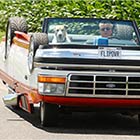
[100,27,112,31]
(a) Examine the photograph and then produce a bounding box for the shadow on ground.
[7,105,140,136]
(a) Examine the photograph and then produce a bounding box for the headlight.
[38,75,66,95]
[38,83,65,94]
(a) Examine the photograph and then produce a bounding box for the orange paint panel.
[13,37,29,49]
[15,31,30,41]
[15,82,41,104]
[0,69,41,104]
[0,69,16,89]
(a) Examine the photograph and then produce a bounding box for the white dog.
[52,25,71,43]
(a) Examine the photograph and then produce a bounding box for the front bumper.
[42,95,140,109]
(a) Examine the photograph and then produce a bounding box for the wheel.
[40,102,59,127]
[4,17,28,59]
[138,114,140,123]
[28,33,48,73]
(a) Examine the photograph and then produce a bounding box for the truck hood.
[34,48,140,70]
[35,48,140,60]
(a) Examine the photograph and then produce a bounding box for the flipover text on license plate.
[98,47,122,58]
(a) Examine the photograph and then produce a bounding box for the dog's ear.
[54,26,57,31]
[64,25,68,30]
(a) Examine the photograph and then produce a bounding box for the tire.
[115,24,133,40]
[40,102,59,127]
[28,33,48,73]
[138,114,140,124]
[4,17,28,59]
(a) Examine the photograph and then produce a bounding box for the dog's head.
[54,25,68,42]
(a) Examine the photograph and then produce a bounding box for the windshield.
[45,18,140,47]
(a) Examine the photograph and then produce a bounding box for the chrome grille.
[67,74,140,98]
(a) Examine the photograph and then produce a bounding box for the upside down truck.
[0,17,140,126]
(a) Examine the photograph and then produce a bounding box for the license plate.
[98,47,121,58]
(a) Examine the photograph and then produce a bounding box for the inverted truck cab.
[1,17,140,126]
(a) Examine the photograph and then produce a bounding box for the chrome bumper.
[2,93,18,106]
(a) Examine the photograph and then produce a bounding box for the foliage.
[0,0,140,33]
[0,32,4,41]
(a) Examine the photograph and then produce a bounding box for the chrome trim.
[34,62,140,70]
[126,76,128,96]
[93,75,96,95]
[66,73,140,98]
[2,94,18,106]
[2,87,19,106]
[65,94,140,99]
[38,92,65,96]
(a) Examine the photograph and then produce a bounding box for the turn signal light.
[38,75,66,84]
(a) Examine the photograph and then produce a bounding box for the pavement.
[0,81,140,140]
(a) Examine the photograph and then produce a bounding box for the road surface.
[0,81,140,140]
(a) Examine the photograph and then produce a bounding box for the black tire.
[115,24,133,40]
[138,114,140,124]
[40,102,59,127]
[28,33,48,73]
[4,17,28,59]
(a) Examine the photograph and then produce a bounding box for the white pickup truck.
[0,17,140,126]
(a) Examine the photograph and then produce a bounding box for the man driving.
[99,21,113,38]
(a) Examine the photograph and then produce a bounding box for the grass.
[0,31,5,41]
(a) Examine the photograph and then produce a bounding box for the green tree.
[0,0,140,32]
